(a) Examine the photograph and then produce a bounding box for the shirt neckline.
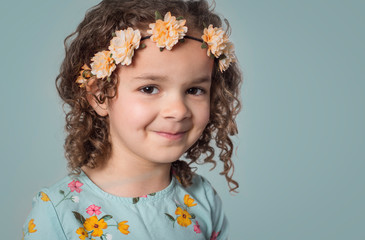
[78,169,176,203]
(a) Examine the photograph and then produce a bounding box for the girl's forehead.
[119,38,214,78]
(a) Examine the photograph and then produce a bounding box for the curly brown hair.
[56,0,242,193]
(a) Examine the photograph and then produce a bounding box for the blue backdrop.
[1,0,364,239]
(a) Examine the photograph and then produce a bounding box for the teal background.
[1,0,364,239]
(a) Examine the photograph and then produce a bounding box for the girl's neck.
[81,157,172,198]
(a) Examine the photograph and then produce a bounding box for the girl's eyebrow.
[133,74,211,84]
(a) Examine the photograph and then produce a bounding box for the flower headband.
[76,11,235,88]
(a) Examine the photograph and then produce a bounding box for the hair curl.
[56,0,242,193]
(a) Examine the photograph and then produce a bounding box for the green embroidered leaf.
[155,11,163,20]
[59,190,65,195]
[133,197,140,204]
[201,42,208,49]
[178,38,185,43]
[190,213,196,219]
[100,215,113,221]
[164,213,175,222]
[72,211,86,224]
[140,43,146,49]
[176,16,184,20]
[160,48,164,52]
[112,32,116,37]
[148,192,156,196]
[210,53,215,59]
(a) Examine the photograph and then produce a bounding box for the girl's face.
[106,38,213,166]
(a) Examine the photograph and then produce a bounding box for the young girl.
[23,0,242,239]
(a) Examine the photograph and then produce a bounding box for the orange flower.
[118,221,130,235]
[109,27,141,66]
[148,12,188,50]
[184,194,197,207]
[76,227,88,240]
[28,219,37,233]
[40,191,50,202]
[175,207,192,227]
[83,216,107,237]
[90,50,116,79]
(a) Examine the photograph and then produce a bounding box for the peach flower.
[147,12,188,50]
[90,50,116,79]
[218,41,235,72]
[109,28,141,66]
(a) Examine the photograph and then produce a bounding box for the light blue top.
[22,170,229,240]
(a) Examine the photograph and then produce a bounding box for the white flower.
[109,28,141,66]
[105,233,113,240]
[71,196,79,203]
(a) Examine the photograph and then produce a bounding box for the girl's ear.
[86,78,108,117]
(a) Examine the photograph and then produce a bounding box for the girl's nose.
[161,95,192,121]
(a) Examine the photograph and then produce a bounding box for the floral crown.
[76,11,235,88]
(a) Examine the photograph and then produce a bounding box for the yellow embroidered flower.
[184,194,197,207]
[28,219,37,233]
[109,27,141,66]
[118,221,130,235]
[76,64,93,88]
[218,41,235,72]
[40,191,50,202]
[90,50,116,79]
[147,11,188,50]
[83,216,107,237]
[175,207,192,227]
[202,24,229,58]
[76,227,88,240]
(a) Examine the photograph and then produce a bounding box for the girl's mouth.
[155,131,186,140]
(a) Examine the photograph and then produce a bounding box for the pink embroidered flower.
[210,231,220,240]
[140,195,148,198]
[86,204,102,216]
[193,221,201,233]
[68,180,83,193]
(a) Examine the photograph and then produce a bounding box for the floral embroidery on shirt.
[164,194,201,233]
[55,180,83,207]
[40,191,50,201]
[73,204,130,239]
[132,192,156,204]
[193,221,201,233]
[23,218,37,238]
[210,230,220,240]
[86,204,102,216]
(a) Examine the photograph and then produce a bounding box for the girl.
[23,0,242,239]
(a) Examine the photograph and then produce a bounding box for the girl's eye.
[186,87,206,96]
[139,86,159,94]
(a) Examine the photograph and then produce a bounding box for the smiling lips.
[155,131,186,140]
